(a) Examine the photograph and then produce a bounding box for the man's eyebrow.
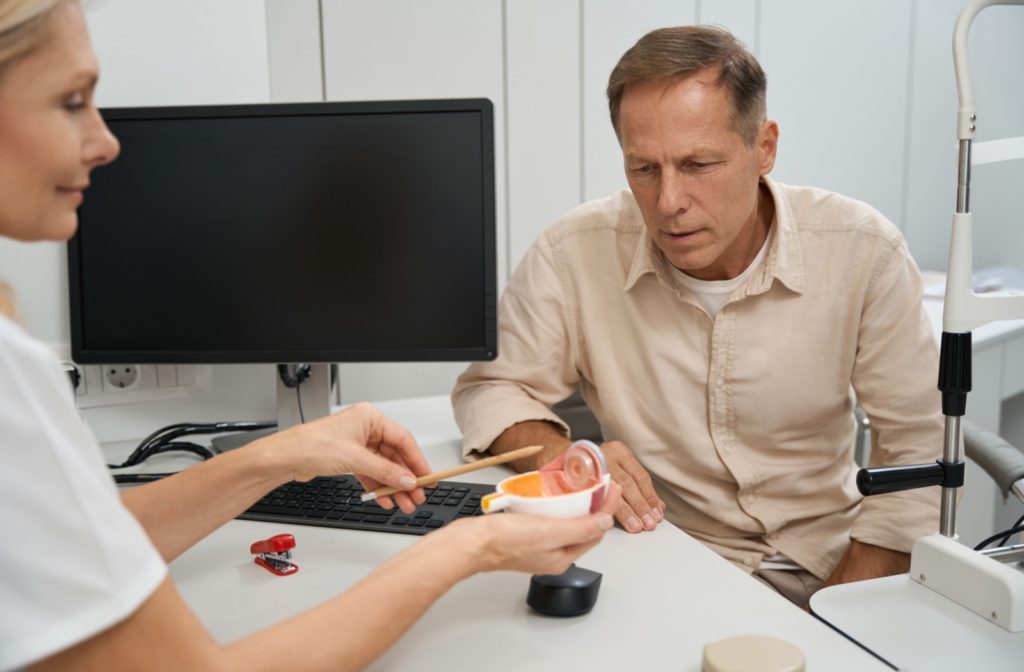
[624,147,723,163]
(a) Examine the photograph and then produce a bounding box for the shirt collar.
[623,176,805,296]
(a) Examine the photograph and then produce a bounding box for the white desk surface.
[160,395,889,671]
[811,574,1024,670]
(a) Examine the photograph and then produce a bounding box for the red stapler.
[250,533,298,576]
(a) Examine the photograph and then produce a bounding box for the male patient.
[452,26,942,607]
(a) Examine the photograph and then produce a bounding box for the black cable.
[995,512,1024,548]
[108,420,276,470]
[113,472,174,484]
[974,524,1024,551]
[132,440,214,465]
[277,364,310,423]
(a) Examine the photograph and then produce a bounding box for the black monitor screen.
[68,99,496,363]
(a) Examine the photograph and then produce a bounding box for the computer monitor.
[68,98,497,436]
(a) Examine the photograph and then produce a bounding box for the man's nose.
[656,169,691,216]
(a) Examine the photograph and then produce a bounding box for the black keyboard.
[239,474,494,535]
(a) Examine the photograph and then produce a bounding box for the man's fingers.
[603,441,663,531]
[617,450,663,513]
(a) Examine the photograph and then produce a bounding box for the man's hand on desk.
[602,441,666,532]
[820,539,910,589]
[489,421,666,533]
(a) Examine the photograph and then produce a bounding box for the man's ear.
[757,119,779,175]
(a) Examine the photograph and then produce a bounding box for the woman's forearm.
[224,519,484,672]
[121,442,289,562]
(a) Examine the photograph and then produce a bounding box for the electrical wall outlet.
[48,344,208,408]
[78,364,210,408]
[103,365,141,391]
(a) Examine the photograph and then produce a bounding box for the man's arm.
[821,539,910,588]
[490,421,665,532]
[489,420,572,472]
[849,235,944,560]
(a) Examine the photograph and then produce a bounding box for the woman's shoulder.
[0,314,59,375]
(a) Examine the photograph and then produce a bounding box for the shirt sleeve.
[849,238,944,553]
[452,232,580,458]
[0,319,167,671]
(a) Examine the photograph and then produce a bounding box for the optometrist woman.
[0,2,619,670]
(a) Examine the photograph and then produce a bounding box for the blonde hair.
[0,0,61,77]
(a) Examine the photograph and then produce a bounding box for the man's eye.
[633,164,654,174]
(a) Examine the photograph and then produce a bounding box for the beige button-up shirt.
[453,177,942,579]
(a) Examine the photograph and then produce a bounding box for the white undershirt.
[669,233,770,319]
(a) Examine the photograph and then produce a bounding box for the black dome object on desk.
[527,564,602,617]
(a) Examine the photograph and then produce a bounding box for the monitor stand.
[211,364,332,452]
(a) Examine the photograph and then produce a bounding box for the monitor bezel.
[67,98,497,364]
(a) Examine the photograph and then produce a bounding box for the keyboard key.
[343,512,365,521]
[414,511,432,519]
[363,514,390,524]
[263,506,307,517]
[425,520,444,528]
[393,517,410,525]
[408,518,426,527]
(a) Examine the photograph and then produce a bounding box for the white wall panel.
[582,0,697,201]
[266,0,323,102]
[760,0,913,227]
[321,0,503,103]
[320,0,506,402]
[505,0,581,269]
[901,0,959,272]
[88,0,271,107]
[698,0,758,56]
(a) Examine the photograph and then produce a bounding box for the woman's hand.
[445,481,622,577]
[259,402,431,513]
